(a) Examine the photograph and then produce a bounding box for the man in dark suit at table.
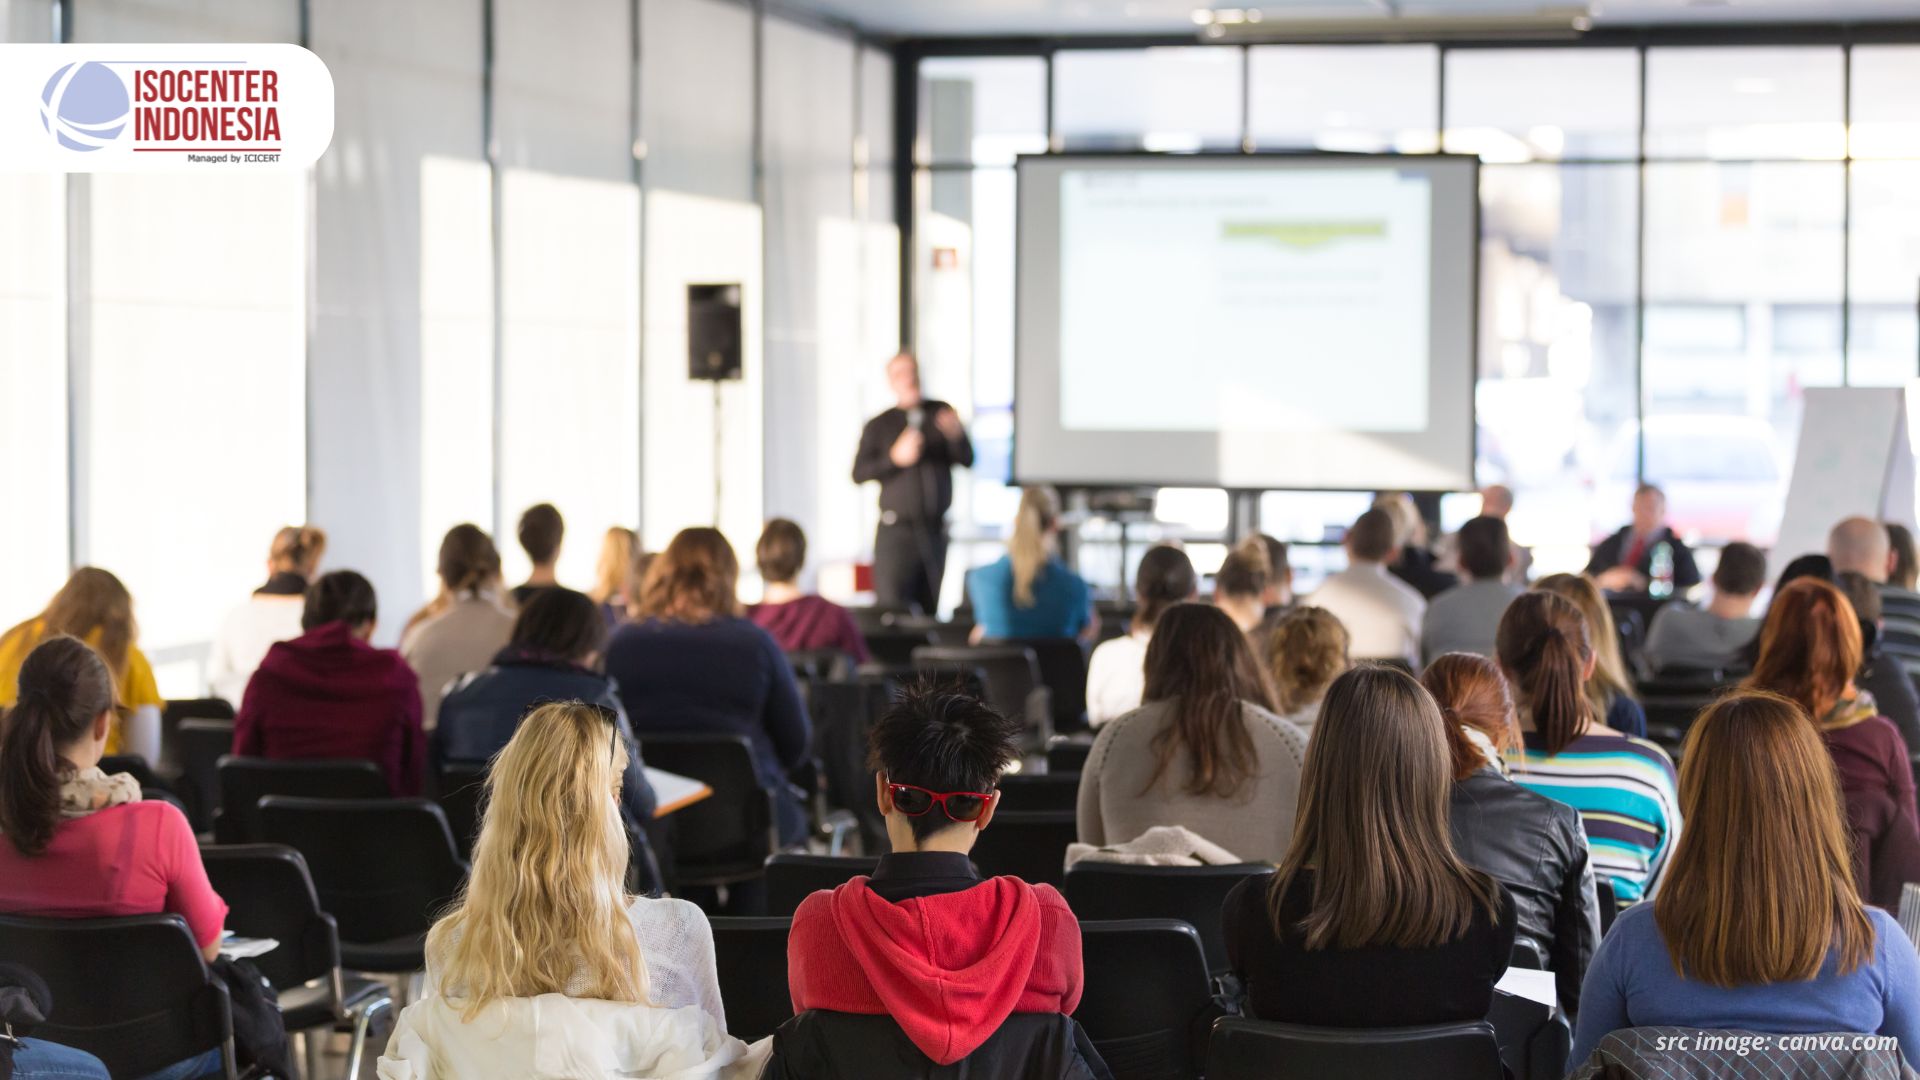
[853,352,974,614]
[1587,483,1701,594]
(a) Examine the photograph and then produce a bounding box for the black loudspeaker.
[688,283,743,381]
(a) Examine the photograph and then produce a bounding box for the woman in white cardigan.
[378,702,765,1080]
[1085,545,1197,727]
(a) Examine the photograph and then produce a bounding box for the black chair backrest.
[788,648,855,684]
[640,733,779,885]
[216,755,390,844]
[161,698,235,774]
[176,718,237,832]
[711,916,795,1041]
[988,638,1088,735]
[1063,863,1270,976]
[766,1011,1107,1079]
[865,627,934,667]
[259,796,467,946]
[911,645,1041,732]
[850,604,917,637]
[1206,1017,1504,1080]
[98,753,166,792]
[890,613,974,648]
[765,853,879,916]
[1046,737,1093,775]
[1075,920,1216,1080]
[969,809,1077,889]
[435,760,489,860]
[806,673,902,851]
[200,843,336,992]
[1509,938,1545,970]
[996,772,1082,813]
[1595,877,1619,936]
[0,914,234,1079]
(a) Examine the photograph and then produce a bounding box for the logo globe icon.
[41,61,130,151]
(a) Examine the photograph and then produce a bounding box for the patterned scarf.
[58,765,142,819]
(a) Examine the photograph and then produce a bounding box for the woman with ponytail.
[206,524,328,705]
[605,528,810,849]
[402,524,516,730]
[1085,544,1197,726]
[1424,653,1600,1015]
[0,637,230,1079]
[1077,603,1305,861]
[0,569,164,765]
[1499,592,1679,907]
[966,486,1095,643]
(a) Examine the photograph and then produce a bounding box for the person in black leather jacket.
[1425,652,1603,1016]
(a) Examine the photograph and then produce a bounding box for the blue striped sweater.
[1509,731,1681,904]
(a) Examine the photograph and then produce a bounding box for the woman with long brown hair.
[1501,591,1679,906]
[0,568,164,763]
[1084,544,1197,727]
[605,527,810,850]
[1076,602,1304,862]
[1425,652,1600,1014]
[1531,573,1646,738]
[1745,577,1920,909]
[401,524,515,729]
[1222,665,1513,1026]
[1570,691,1920,1066]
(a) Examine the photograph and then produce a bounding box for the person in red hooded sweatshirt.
[232,570,425,796]
[785,681,1085,1067]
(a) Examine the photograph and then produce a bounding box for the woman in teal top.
[966,487,1095,642]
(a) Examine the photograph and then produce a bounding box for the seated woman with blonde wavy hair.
[379,702,764,1079]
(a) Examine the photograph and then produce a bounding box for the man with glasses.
[784,680,1085,1066]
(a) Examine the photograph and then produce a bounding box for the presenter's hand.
[890,428,924,468]
[934,407,965,441]
[1594,565,1647,593]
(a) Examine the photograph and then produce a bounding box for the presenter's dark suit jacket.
[1585,526,1701,592]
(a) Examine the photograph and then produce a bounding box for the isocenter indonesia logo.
[4,44,332,172]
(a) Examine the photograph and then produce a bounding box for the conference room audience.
[1265,606,1350,733]
[1501,592,1679,904]
[1307,508,1425,667]
[787,682,1083,1066]
[1376,492,1458,600]
[234,571,424,796]
[1834,515,1920,654]
[508,502,564,607]
[1222,666,1515,1026]
[1420,515,1523,664]
[433,587,658,844]
[606,527,811,848]
[1641,540,1765,674]
[966,486,1095,642]
[1587,483,1701,593]
[1424,653,1600,1015]
[1076,603,1305,862]
[589,525,639,629]
[1570,691,1920,1066]
[1533,574,1647,738]
[0,637,233,1080]
[747,518,869,664]
[379,702,760,1080]
[1085,544,1196,727]
[402,524,516,730]
[206,524,327,706]
[1210,537,1271,635]
[1477,484,1532,581]
[0,568,164,765]
[1837,571,1920,751]
[1886,522,1920,630]
[1744,578,1920,910]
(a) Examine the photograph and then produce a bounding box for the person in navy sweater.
[1571,690,1920,1066]
[605,527,811,847]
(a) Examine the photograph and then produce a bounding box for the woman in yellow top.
[0,568,164,762]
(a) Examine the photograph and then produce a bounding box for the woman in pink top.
[0,637,232,1076]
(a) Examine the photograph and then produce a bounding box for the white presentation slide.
[1059,167,1433,433]
[1014,154,1479,492]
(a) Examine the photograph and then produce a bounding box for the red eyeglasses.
[886,781,994,823]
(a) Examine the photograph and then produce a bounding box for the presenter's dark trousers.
[874,518,947,614]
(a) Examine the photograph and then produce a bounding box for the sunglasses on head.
[886,781,994,823]
[582,703,621,766]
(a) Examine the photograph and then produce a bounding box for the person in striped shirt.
[1498,591,1680,906]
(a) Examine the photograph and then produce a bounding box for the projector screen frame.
[1009,149,1483,494]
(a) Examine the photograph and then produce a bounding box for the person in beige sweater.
[1076,603,1308,864]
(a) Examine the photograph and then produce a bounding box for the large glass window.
[918,57,1047,166]
[0,174,69,626]
[1851,46,1920,160]
[1847,162,1920,388]
[1052,47,1243,152]
[1645,47,1845,160]
[1247,46,1438,153]
[1443,48,1639,161]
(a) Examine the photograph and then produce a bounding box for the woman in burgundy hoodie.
[233,570,424,797]
[786,683,1083,1066]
